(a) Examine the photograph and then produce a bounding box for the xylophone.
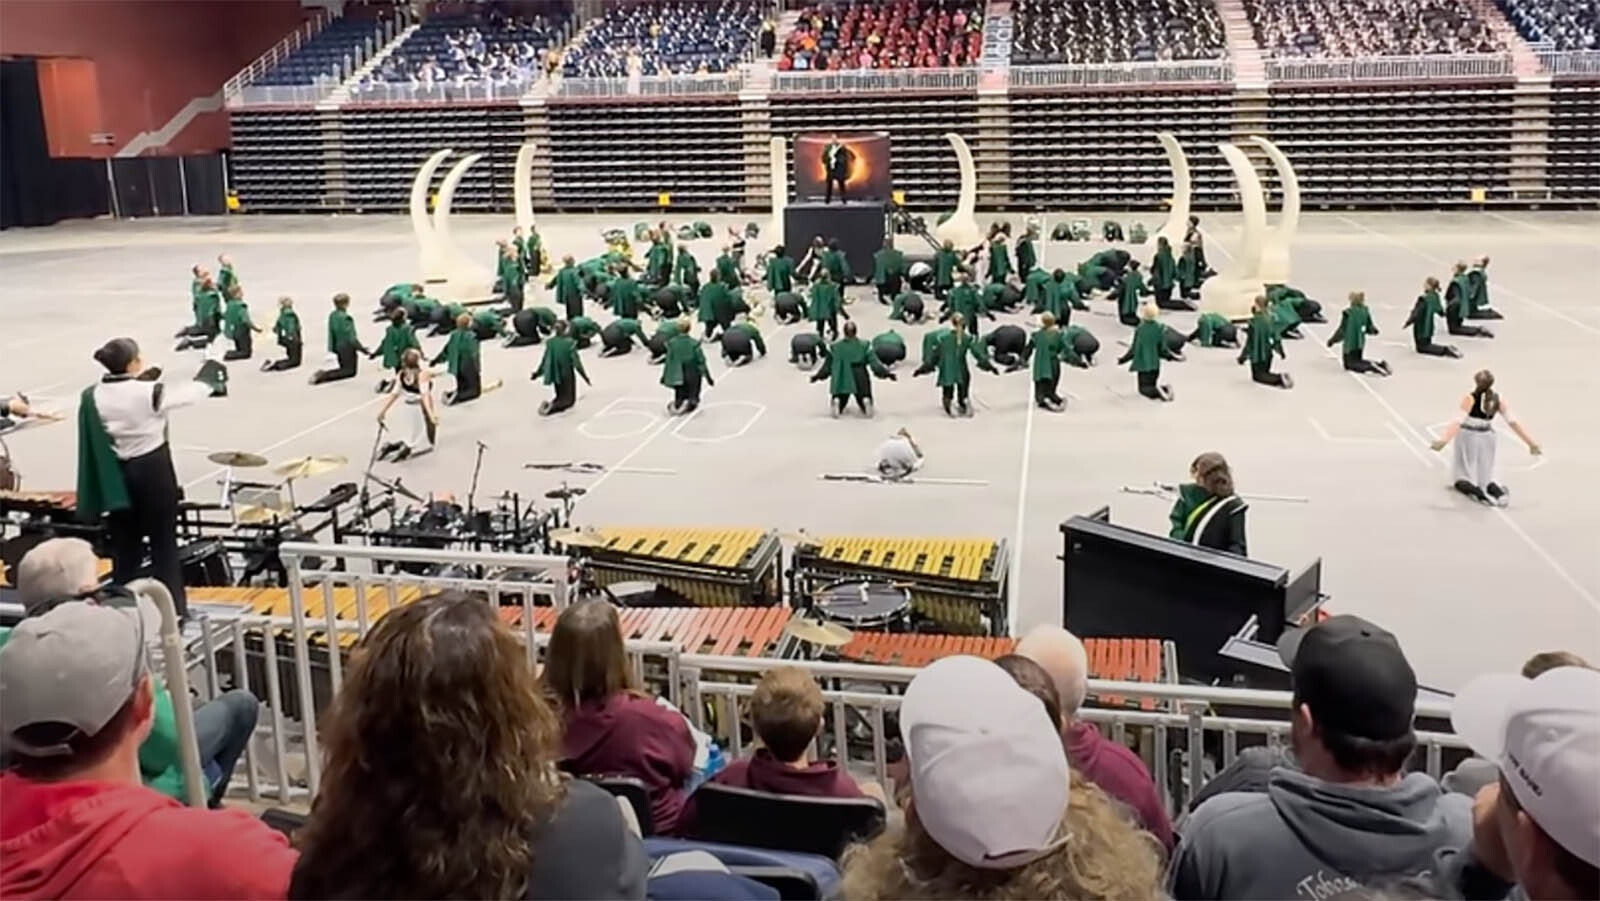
[793,535,1011,636]
[0,490,79,520]
[581,527,784,607]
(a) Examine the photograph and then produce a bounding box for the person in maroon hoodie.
[545,600,697,835]
[1016,625,1176,852]
[0,601,296,900]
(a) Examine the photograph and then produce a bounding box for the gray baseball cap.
[0,601,147,758]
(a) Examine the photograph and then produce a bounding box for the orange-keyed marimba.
[0,490,77,517]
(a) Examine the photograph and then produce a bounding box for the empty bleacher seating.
[779,0,983,71]
[1495,0,1599,50]
[547,99,745,208]
[1010,0,1226,65]
[1549,83,1600,197]
[1243,0,1507,57]
[562,0,761,77]
[254,15,389,86]
[229,110,331,212]
[357,6,569,98]
[343,105,526,212]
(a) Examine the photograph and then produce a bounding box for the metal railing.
[1264,52,1514,83]
[771,67,980,93]
[227,79,341,108]
[346,77,536,104]
[1538,49,1600,76]
[224,9,332,98]
[1011,58,1234,89]
[549,72,746,98]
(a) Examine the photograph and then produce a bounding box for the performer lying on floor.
[507,307,558,347]
[1188,311,1239,348]
[872,330,906,368]
[789,332,823,367]
[985,324,1030,369]
[875,428,924,481]
[888,290,925,324]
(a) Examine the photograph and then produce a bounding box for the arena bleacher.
[561,0,762,76]
[779,0,984,71]
[253,14,391,86]
[1242,0,1508,57]
[1010,0,1227,65]
[357,6,569,96]
[1496,0,1600,49]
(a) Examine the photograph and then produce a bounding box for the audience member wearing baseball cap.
[1431,666,1600,900]
[1169,615,1471,900]
[839,655,1162,900]
[0,602,296,900]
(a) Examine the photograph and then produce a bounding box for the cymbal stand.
[466,441,486,525]
[358,419,385,520]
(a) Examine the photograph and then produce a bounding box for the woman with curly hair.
[288,593,646,900]
[840,656,1164,901]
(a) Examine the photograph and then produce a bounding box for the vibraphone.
[580,527,783,608]
[792,535,1011,635]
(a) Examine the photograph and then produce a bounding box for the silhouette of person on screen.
[823,136,854,204]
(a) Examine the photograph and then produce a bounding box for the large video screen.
[793,132,891,203]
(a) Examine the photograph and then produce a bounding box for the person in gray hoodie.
[1169,615,1472,900]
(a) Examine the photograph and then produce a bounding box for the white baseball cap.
[1451,666,1600,867]
[899,655,1070,870]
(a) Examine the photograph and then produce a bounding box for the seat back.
[686,783,886,859]
[643,837,840,901]
[582,774,656,835]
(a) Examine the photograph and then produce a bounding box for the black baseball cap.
[1277,615,1417,741]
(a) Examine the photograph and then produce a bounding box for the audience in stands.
[779,0,984,72]
[1011,0,1226,65]
[839,655,1164,900]
[545,599,697,835]
[1497,0,1600,50]
[1014,625,1175,850]
[1169,615,1472,899]
[363,10,566,93]
[560,0,761,77]
[0,602,296,899]
[1243,0,1506,58]
[1434,665,1599,900]
[6,538,259,808]
[289,592,646,899]
[1442,649,1591,798]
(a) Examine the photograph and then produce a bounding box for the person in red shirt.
[545,600,697,835]
[0,602,296,900]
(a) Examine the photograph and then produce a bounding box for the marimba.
[793,535,1011,635]
[582,527,783,607]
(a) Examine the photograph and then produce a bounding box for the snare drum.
[814,579,911,632]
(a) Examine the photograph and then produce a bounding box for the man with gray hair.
[15,536,101,611]
[1017,624,1173,849]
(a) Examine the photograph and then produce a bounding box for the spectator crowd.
[1496,0,1600,50]
[778,0,985,72]
[362,10,568,93]
[1244,0,1509,57]
[1011,0,1227,65]
[2,531,1597,901]
[560,0,762,77]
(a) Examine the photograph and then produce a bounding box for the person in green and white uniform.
[985,227,1013,286]
[1238,296,1292,389]
[1116,260,1147,327]
[568,314,601,349]
[1015,224,1039,282]
[766,245,796,296]
[871,329,907,368]
[1327,291,1391,376]
[1464,256,1502,320]
[1176,240,1203,301]
[176,268,224,351]
[216,253,239,299]
[497,243,527,312]
[933,239,960,301]
[432,312,499,405]
[1167,452,1247,556]
[547,255,584,321]
[914,313,998,418]
[715,246,741,288]
[1187,311,1239,348]
[608,265,644,319]
[1117,304,1178,402]
[942,271,993,340]
[508,306,558,347]
[534,320,589,416]
[220,287,261,362]
[1405,276,1461,358]
[697,273,736,341]
[660,317,714,415]
[1444,261,1495,339]
[1020,313,1072,412]
[1150,236,1187,310]
[645,230,673,285]
[371,307,422,392]
[262,296,302,372]
[673,245,701,294]
[597,317,649,357]
[312,293,368,385]
[888,289,925,324]
[808,270,847,341]
[872,242,906,306]
[812,321,896,418]
[719,314,767,367]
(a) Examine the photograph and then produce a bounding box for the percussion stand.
[358,420,385,520]
[465,440,487,526]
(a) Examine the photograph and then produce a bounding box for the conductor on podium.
[824,136,854,204]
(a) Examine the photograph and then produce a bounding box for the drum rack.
[791,535,1012,636]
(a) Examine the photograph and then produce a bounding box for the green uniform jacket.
[1406,290,1444,344]
[1329,305,1377,353]
[549,265,583,316]
[1177,247,1200,291]
[1119,319,1166,373]
[948,283,984,327]
[612,317,648,344]
[1194,312,1228,346]
[1026,327,1070,381]
[674,249,700,286]
[727,321,766,355]
[1016,237,1037,279]
[377,322,420,369]
[1168,483,1214,540]
[715,255,740,287]
[1466,268,1490,314]
[1270,297,1302,337]
[498,254,525,289]
[473,310,505,336]
[698,281,733,324]
[822,249,849,284]
[608,277,642,318]
[1151,246,1177,291]
[872,330,905,358]
[987,240,1013,284]
[223,299,253,341]
[660,333,711,387]
[75,387,131,521]
[923,330,992,387]
[528,306,559,330]
[1054,275,1088,313]
[872,248,905,286]
[1023,269,1053,310]
[817,336,889,394]
[1239,312,1283,365]
[889,291,918,321]
[766,255,795,293]
[808,282,842,321]
[524,234,544,275]
[328,310,360,354]
[1117,271,1146,320]
[273,309,300,344]
[570,316,600,342]
[647,241,672,282]
[934,248,960,288]
[193,288,222,330]
[434,328,479,376]
[538,335,588,386]
[1448,273,1473,315]
[217,264,238,296]
[920,327,951,366]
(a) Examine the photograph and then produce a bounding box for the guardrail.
[1264,52,1514,83]
[771,67,980,94]
[224,9,332,98]
[1010,59,1234,89]
[549,72,746,99]
[1538,49,1600,76]
[346,78,535,104]
[227,79,342,108]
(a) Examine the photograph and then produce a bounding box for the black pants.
[1034,373,1062,406]
[876,274,901,304]
[815,315,838,341]
[831,394,870,414]
[451,362,482,405]
[504,280,524,313]
[1155,285,1190,310]
[223,330,253,361]
[1250,361,1287,387]
[107,445,187,618]
[311,345,359,384]
[672,369,703,412]
[265,339,302,371]
[940,381,971,410]
[1343,349,1383,374]
[1447,316,1491,338]
[507,332,544,347]
[543,373,575,414]
[1415,338,1454,356]
[600,336,633,357]
[1137,370,1163,399]
[1466,307,1503,320]
[825,175,847,203]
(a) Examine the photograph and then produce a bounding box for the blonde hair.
[840,780,1163,901]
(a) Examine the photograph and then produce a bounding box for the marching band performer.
[1429,370,1541,507]
[376,348,437,461]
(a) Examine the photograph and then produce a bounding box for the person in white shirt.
[76,338,213,618]
[875,428,924,481]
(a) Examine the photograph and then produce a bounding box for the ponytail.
[1191,452,1235,498]
[1474,370,1499,417]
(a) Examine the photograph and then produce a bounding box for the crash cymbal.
[273,454,348,480]
[549,528,609,548]
[783,616,853,648]
[235,504,288,525]
[545,486,588,500]
[208,451,269,468]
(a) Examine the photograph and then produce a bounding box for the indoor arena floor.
[2,209,1596,692]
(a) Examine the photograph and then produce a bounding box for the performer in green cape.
[821,240,850,286]
[888,289,925,323]
[673,245,702,294]
[221,288,262,362]
[1327,291,1391,376]
[985,228,1013,286]
[766,245,796,295]
[534,320,589,416]
[697,275,735,341]
[262,296,303,372]
[1015,224,1039,281]
[1238,296,1292,389]
[942,271,993,339]
[660,318,714,414]
[177,266,224,350]
[1021,313,1072,412]
[372,306,421,383]
[547,255,584,320]
[1150,237,1186,310]
[1464,256,1502,320]
[498,243,527,311]
[599,317,650,357]
[1405,276,1461,358]
[914,313,998,417]
[312,293,368,385]
[933,239,960,300]
[1187,311,1238,348]
[812,321,896,417]
[871,329,906,368]
[719,314,766,367]
[872,243,906,305]
[1445,261,1495,338]
[1116,260,1147,326]
[808,270,847,341]
[433,312,498,405]
[568,315,601,348]
[645,230,673,285]
[1117,304,1177,401]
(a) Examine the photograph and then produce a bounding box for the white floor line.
[181,395,385,491]
[1483,210,1600,248]
[1336,215,1600,338]
[1009,377,1037,634]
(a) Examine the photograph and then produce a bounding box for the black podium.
[784,201,887,283]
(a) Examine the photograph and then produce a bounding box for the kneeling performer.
[790,332,824,367]
[720,314,766,367]
[1238,296,1293,389]
[535,320,589,416]
[599,317,650,357]
[812,321,896,417]
[507,307,558,347]
[984,324,1030,370]
[661,318,714,414]
[376,349,436,462]
[875,428,924,481]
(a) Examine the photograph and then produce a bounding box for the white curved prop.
[768,137,788,250]
[410,148,454,271]
[933,132,982,248]
[514,142,537,233]
[1198,143,1268,320]
[409,149,495,300]
[1154,132,1193,251]
[1247,136,1300,284]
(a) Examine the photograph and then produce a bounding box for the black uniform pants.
[311,345,359,384]
[940,381,971,408]
[672,369,703,412]
[876,274,901,304]
[544,373,576,414]
[451,362,482,405]
[1343,349,1382,374]
[1415,338,1453,356]
[816,315,838,341]
[1137,370,1163,399]
[825,174,847,204]
[1034,372,1062,406]
[1447,313,1491,337]
[108,445,187,618]
[1250,361,1287,387]
[504,280,525,313]
[265,339,303,371]
[224,330,253,361]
